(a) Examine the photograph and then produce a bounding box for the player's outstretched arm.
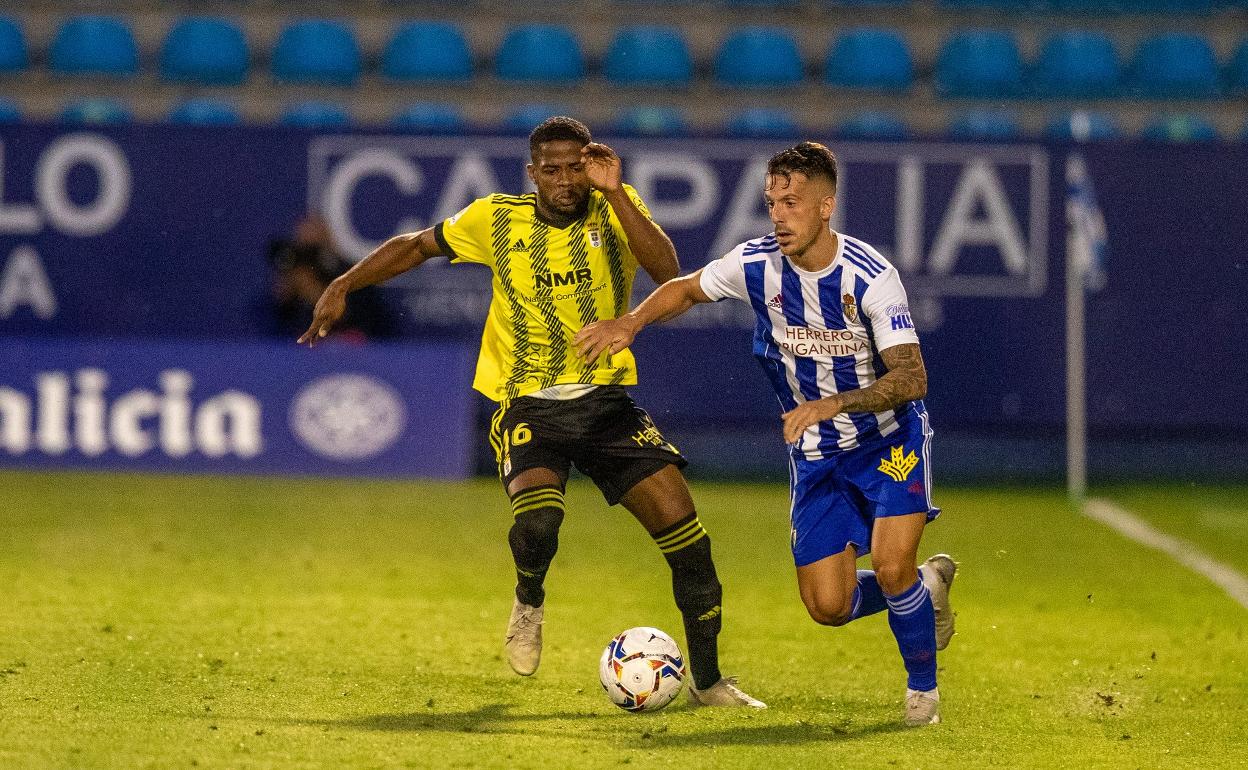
[574,271,712,361]
[582,142,679,284]
[297,228,444,346]
[781,343,928,443]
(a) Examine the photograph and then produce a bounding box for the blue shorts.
[788,416,940,567]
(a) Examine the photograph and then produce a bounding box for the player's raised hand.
[574,317,638,362]
[582,143,622,193]
[297,282,347,347]
[781,397,844,444]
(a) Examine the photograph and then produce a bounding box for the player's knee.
[803,594,853,627]
[509,506,564,562]
[872,560,917,597]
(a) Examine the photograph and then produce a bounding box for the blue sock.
[849,570,888,621]
[885,578,937,691]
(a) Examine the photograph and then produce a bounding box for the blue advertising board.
[1,125,1245,449]
[0,337,477,478]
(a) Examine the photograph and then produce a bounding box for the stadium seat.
[715,27,804,88]
[60,98,132,124]
[382,21,472,82]
[726,107,799,138]
[614,106,689,137]
[1045,111,1121,141]
[826,0,912,6]
[835,110,912,139]
[49,16,139,78]
[280,101,350,128]
[1033,31,1120,98]
[947,110,1022,140]
[937,0,1038,9]
[1128,33,1220,98]
[160,18,249,85]
[936,29,1024,98]
[0,16,28,74]
[604,26,693,87]
[393,102,466,134]
[824,28,913,92]
[167,99,242,126]
[1141,114,1218,142]
[1226,39,1248,95]
[502,104,573,134]
[272,20,361,86]
[496,25,584,84]
[0,97,19,123]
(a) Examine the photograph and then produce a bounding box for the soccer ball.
[598,626,686,712]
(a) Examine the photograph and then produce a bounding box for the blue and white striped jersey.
[699,231,928,460]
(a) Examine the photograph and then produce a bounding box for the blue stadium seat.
[614,106,689,137]
[1141,114,1218,142]
[1226,39,1248,95]
[938,0,1038,9]
[60,98,132,124]
[0,98,19,123]
[272,20,361,86]
[715,27,804,88]
[281,101,350,128]
[382,21,472,82]
[503,104,573,134]
[826,0,912,6]
[935,29,1024,98]
[824,28,913,91]
[1128,33,1220,98]
[50,16,139,77]
[496,25,584,84]
[604,26,693,87]
[1033,31,1120,98]
[160,18,249,85]
[1045,111,1121,141]
[0,17,28,74]
[835,110,911,139]
[167,99,241,126]
[393,102,466,134]
[947,110,1022,140]
[726,107,799,138]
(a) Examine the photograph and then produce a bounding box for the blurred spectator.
[259,214,396,342]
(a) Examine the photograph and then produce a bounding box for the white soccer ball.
[598,626,687,712]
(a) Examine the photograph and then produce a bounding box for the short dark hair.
[767,141,838,193]
[529,116,592,159]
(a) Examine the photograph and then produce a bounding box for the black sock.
[653,512,723,691]
[507,485,565,607]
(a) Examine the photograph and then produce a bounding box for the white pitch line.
[1084,498,1248,611]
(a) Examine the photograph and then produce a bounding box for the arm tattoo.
[835,343,928,414]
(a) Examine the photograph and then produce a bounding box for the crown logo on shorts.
[878,445,919,482]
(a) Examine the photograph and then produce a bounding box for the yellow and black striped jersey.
[434,185,653,402]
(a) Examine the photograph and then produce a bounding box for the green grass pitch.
[1,471,1245,768]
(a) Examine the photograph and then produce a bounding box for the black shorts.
[489,386,688,505]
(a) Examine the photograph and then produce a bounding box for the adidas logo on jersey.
[767,293,783,310]
[510,238,529,252]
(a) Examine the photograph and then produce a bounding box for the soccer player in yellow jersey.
[299,117,763,708]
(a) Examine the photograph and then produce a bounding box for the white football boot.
[504,599,543,676]
[688,676,767,708]
[904,688,941,726]
[921,554,958,651]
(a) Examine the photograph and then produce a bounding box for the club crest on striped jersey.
[842,293,857,323]
[586,227,601,248]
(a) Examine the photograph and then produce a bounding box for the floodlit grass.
[0,471,1245,768]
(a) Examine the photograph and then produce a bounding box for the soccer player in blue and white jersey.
[575,141,957,726]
